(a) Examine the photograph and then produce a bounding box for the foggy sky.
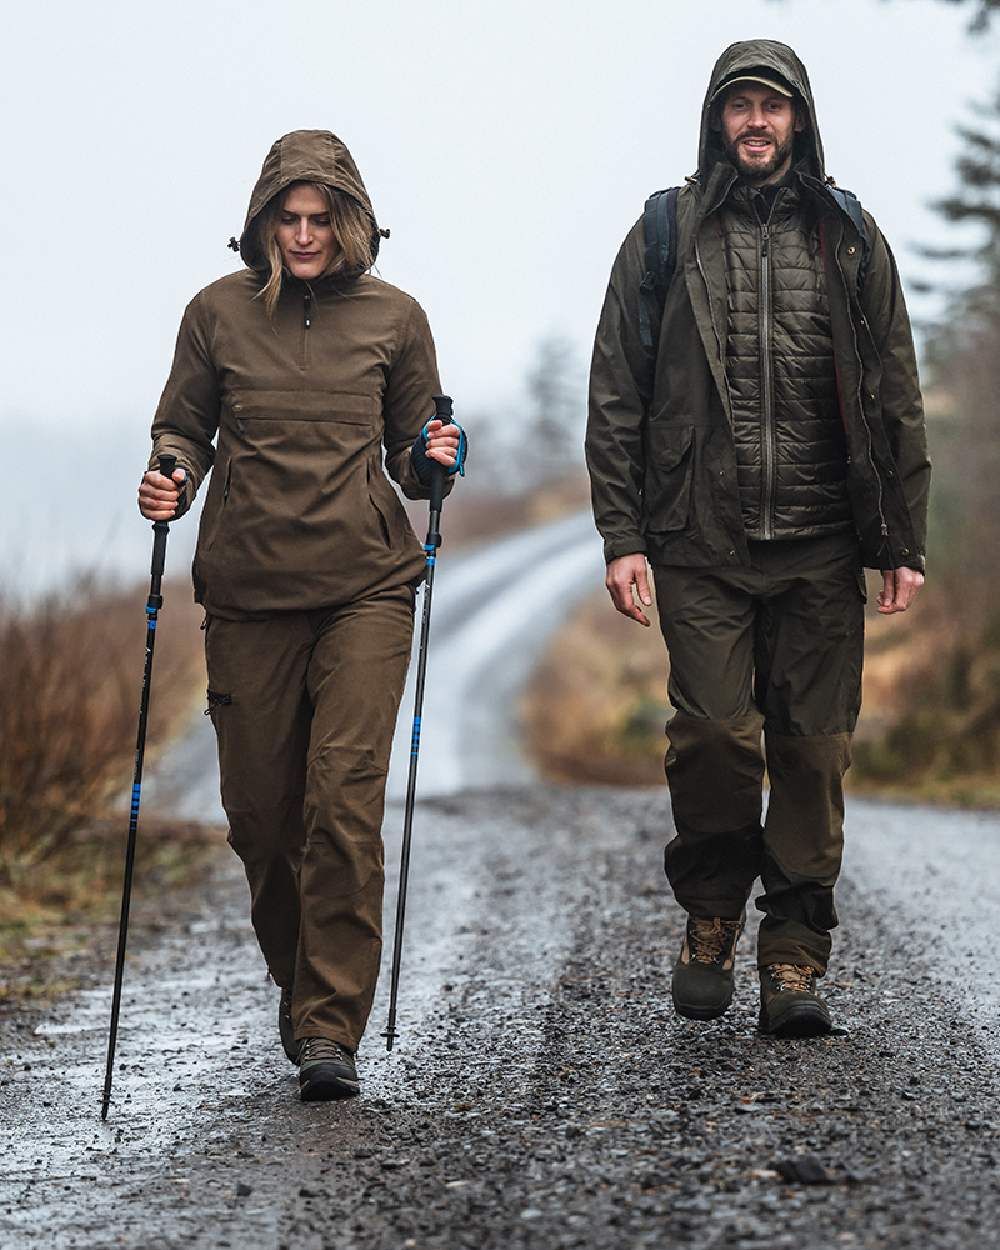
[1,0,993,592]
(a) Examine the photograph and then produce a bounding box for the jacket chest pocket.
[226,389,379,450]
[644,424,694,534]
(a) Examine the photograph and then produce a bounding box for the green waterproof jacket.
[586,40,930,573]
[150,129,445,618]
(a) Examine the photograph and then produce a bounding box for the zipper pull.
[304,291,312,330]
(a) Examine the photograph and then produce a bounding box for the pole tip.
[383,1026,397,1052]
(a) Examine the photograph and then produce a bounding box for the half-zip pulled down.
[301,288,312,369]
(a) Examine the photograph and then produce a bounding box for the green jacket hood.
[237,129,381,273]
[698,40,826,181]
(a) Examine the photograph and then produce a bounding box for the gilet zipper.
[757,191,780,541]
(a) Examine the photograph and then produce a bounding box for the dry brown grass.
[0,816,220,997]
[522,582,1000,806]
[522,590,668,787]
[403,472,591,549]
[0,575,206,899]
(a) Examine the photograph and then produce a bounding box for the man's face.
[720,84,804,185]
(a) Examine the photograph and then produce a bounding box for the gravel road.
[3,515,999,1249]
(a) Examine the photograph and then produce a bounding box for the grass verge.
[0,818,220,1004]
[0,575,209,982]
[522,583,1000,808]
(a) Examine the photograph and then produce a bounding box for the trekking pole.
[384,395,453,1052]
[100,454,178,1120]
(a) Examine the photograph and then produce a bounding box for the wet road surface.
[4,512,1000,1247]
[4,789,1000,1249]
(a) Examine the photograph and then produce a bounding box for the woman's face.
[275,184,337,280]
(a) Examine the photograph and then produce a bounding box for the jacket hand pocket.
[644,425,694,534]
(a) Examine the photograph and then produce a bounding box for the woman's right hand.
[138,467,186,520]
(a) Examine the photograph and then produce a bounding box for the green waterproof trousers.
[204,585,414,1052]
[653,534,865,973]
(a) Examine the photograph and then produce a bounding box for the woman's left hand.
[423,419,462,468]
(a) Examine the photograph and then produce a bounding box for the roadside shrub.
[0,577,204,890]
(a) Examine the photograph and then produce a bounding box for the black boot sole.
[672,997,732,1021]
[299,1068,360,1102]
[759,1002,832,1038]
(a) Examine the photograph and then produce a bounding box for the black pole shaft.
[384,511,439,1051]
[101,455,176,1120]
[384,396,452,1051]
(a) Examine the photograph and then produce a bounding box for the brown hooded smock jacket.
[586,40,930,575]
[149,130,444,618]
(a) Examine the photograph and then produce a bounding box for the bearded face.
[719,84,803,185]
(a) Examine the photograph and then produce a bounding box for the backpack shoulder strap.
[638,185,680,354]
[828,186,871,289]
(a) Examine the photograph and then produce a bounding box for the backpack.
[636,183,870,360]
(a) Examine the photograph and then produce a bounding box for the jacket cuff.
[878,553,925,576]
[410,431,435,487]
[603,536,647,563]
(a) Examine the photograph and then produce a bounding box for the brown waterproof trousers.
[653,534,865,974]
[204,585,414,1051]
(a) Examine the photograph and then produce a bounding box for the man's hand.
[606,554,653,627]
[138,467,186,521]
[877,567,924,615]
[423,419,462,469]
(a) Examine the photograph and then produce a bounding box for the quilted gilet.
[720,180,852,540]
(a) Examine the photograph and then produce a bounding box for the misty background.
[0,0,994,594]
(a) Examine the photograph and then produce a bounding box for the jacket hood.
[697,40,826,181]
[236,129,382,274]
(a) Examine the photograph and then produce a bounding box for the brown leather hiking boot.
[298,1037,360,1101]
[759,964,832,1037]
[671,916,743,1020]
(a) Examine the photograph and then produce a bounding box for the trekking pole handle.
[150,454,178,586]
[428,395,453,514]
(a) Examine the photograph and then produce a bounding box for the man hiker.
[585,40,929,1036]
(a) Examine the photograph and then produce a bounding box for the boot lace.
[299,1037,352,1063]
[689,917,741,965]
[768,963,815,993]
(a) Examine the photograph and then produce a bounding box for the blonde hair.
[255,181,375,316]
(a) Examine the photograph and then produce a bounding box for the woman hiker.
[137,129,465,1101]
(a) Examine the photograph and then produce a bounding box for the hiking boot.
[758,964,832,1037]
[671,915,743,1020]
[298,1037,360,1101]
[278,987,297,1065]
